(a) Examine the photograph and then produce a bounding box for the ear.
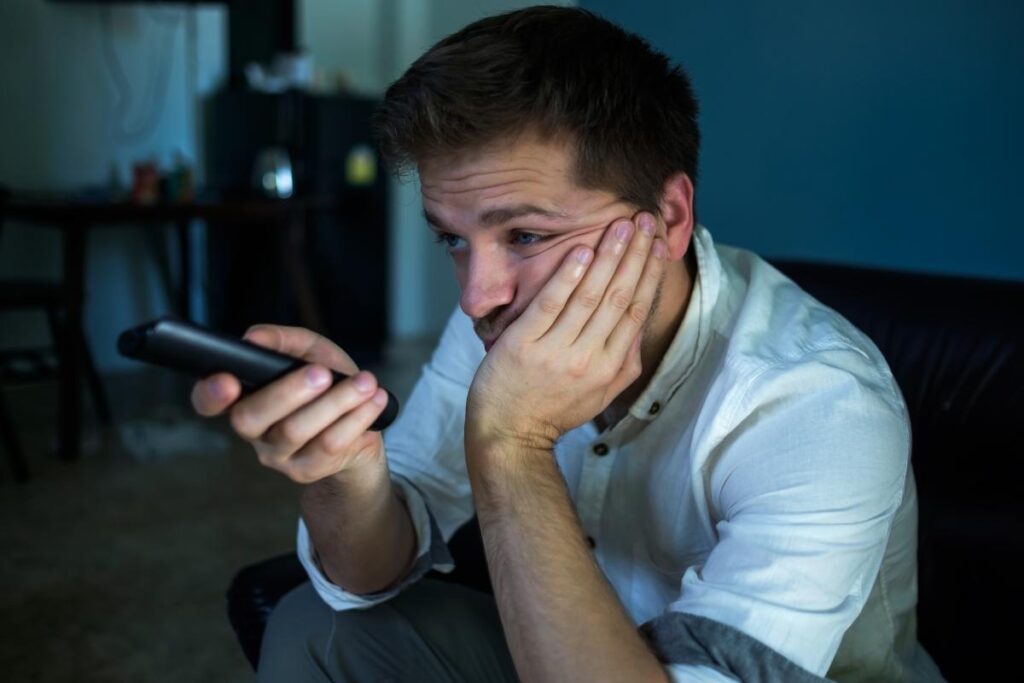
[657,172,695,261]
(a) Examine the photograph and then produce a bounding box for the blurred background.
[0,0,1020,680]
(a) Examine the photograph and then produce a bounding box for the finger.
[290,388,389,475]
[576,212,657,346]
[228,363,334,442]
[260,371,381,464]
[605,325,644,402]
[244,324,359,375]
[191,373,242,416]
[606,236,667,358]
[511,244,594,341]
[546,218,636,343]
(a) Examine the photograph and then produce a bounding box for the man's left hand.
[466,212,667,455]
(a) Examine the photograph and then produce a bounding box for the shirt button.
[649,402,661,415]
[592,443,609,456]
[586,536,596,549]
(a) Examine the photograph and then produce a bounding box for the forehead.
[419,135,587,211]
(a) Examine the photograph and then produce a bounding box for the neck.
[596,249,696,432]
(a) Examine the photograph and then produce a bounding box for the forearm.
[468,443,669,683]
[300,458,417,594]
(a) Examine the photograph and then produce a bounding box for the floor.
[0,338,435,682]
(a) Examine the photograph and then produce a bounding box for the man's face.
[420,136,637,351]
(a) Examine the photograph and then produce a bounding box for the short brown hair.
[374,5,701,213]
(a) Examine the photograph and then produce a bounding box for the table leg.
[58,224,86,461]
[176,218,192,320]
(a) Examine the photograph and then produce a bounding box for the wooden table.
[1,195,340,461]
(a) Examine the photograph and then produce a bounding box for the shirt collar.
[624,225,723,425]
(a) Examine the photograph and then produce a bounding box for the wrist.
[465,435,557,510]
[305,452,391,507]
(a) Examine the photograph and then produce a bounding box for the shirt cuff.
[296,474,455,611]
[642,612,829,683]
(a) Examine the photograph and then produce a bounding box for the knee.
[257,582,334,680]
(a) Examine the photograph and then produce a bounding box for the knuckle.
[628,301,649,325]
[577,290,602,310]
[567,352,591,377]
[254,448,275,468]
[538,296,563,317]
[627,247,648,264]
[608,288,632,311]
[275,418,305,448]
[242,323,273,343]
[597,362,618,382]
[229,407,258,440]
[291,466,319,485]
[319,430,350,457]
[281,464,313,484]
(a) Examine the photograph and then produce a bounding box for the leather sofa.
[227,260,1024,681]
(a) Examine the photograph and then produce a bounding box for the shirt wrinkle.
[294,225,940,683]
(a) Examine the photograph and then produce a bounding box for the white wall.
[0,0,571,371]
[0,0,227,370]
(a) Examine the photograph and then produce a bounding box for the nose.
[458,248,516,320]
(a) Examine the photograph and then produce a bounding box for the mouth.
[475,308,520,353]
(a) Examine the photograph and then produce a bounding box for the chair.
[0,189,112,481]
[224,260,1024,680]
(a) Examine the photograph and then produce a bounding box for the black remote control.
[117,317,399,432]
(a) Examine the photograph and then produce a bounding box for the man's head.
[374,5,701,214]
[375,6,701,351]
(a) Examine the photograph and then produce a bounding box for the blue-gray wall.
[583,1,1024,281]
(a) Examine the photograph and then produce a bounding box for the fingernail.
[372,388,388,406]
[208,380,226,400]
[576,247,593,264]
[355,372,374,393]
[638,213,656,235]
[615,221,634,242]
[306,366,331,388]
[653,240,667,259]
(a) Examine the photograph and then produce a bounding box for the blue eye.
[511,232,547,246]
[434,233,467,251]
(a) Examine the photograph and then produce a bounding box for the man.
[194,7,942,682]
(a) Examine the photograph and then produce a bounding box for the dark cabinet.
[203,91,389,366]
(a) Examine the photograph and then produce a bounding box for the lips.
[477,329,505,353]
[474,309,519,353]
[478,330,503,352]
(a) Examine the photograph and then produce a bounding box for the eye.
[511,231,549,247]
[433,232,467,251]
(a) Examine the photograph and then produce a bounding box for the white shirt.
[298,226,940,682]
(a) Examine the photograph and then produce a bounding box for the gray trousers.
[257,579,519,682]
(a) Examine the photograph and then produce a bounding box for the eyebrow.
[423,204,571,232]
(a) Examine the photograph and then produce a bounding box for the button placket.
[577,439,616,552]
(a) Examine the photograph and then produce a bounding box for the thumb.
[244,324,360,375]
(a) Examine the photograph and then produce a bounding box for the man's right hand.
[191,324,390,484]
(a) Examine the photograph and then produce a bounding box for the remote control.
[117,317,399,431]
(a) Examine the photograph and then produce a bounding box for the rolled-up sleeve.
[296,307,483,610]
[297,474,454,610]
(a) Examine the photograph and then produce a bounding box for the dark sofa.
[227,260,1024,681]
